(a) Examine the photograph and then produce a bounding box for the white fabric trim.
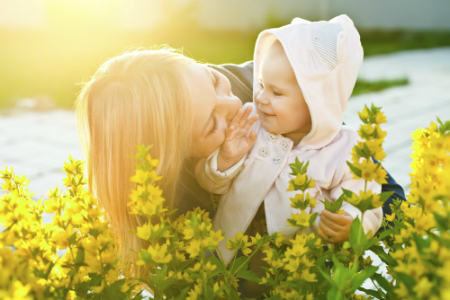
[204,149,246,185]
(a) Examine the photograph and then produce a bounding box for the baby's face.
[254,41,312,145]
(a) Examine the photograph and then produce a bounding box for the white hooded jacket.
[195,15,383,266]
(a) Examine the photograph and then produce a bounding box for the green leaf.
[350,266,378,292]
[341,188,355,198]
[332,194,345,212]
[376,228,394,241]
[358,287,384,300]
[372,272,393,294]
[68,232,77,246]
[346,162,362,177]
[379,191,395,204]
[235,269,261,283]
[139,249,153,264]
[301,161,310,174]
[229,255,249,274]
[369,245,396,266]
[173,286,191,300]
[349,217,367,255]
[395,272,415,290]
[320,198,333,212]
[326,287,344,300]
[309,212,318,224]
[75,246,85,266]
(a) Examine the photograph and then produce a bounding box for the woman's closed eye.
[209,114,218,135]
[213,72,220,89]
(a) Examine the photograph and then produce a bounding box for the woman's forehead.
[187,63,215,105]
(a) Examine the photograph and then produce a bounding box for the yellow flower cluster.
[1,111,449,299]
[0,156,136,300]
[345,104,392,213]
[383,120,450,299]
[286,159,319,229]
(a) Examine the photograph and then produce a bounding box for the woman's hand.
[318,210,353,244]
[217,106,259,172]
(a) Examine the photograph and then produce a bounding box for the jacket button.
[259,147,269,157]
[268,133,277,143]
[280,141,289,151]
[273,156,283,164]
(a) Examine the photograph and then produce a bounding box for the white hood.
[253,15,363,150]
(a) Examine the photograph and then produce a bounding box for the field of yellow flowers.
[1,104,449,300]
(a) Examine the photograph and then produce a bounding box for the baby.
[195,15,383,266]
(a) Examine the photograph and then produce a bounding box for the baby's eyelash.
[210,114,218,134]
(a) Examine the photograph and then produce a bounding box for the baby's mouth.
[262,112,275,117]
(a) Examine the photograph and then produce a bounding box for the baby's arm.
[195,105,259,194]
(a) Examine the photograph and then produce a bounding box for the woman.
[75,47,405,294]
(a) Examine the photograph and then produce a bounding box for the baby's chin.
[260,119,282,135]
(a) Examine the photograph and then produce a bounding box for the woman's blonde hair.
[75,47,195,277]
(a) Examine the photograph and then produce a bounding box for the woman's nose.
[218,96,240,125]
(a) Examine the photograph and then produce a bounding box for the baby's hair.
[76,46,195,278]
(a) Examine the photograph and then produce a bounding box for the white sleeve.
[341,202,383,239]
[194,149,246,195]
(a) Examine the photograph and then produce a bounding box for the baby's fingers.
[246,130,257,146]
[229,108,245,129]
[244,114,260,131]
[238,106,254,128]
[224,125,236,142]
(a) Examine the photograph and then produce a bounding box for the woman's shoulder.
[207,62,254,104]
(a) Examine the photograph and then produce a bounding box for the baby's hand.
[318,210,353,244]
[217,106,259,172]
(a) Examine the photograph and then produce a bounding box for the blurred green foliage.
[353,78,409,97]
[0,26,448,109]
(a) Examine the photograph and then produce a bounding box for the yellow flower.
[91,280,105,293]
[136,223,151,240]
[373,165,388,185]
[300,268,317,282]
[385,213,396,222]
[358,107,370,122]
[374,112,387,124]
[130,170,150,184]
[147,243,172,264]
[412,277,433,298]
[185,239,201,258]
[359,124,375,136]
[186,284,202,300]
[292,174,307,186]
[289,211,312,227]
[359,159,378,182]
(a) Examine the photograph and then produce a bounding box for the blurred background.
[1,0,450,109]
[1,0,450,200]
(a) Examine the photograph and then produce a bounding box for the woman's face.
[188,63,243,158]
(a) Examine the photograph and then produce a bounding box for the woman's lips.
[263,112,275,117]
